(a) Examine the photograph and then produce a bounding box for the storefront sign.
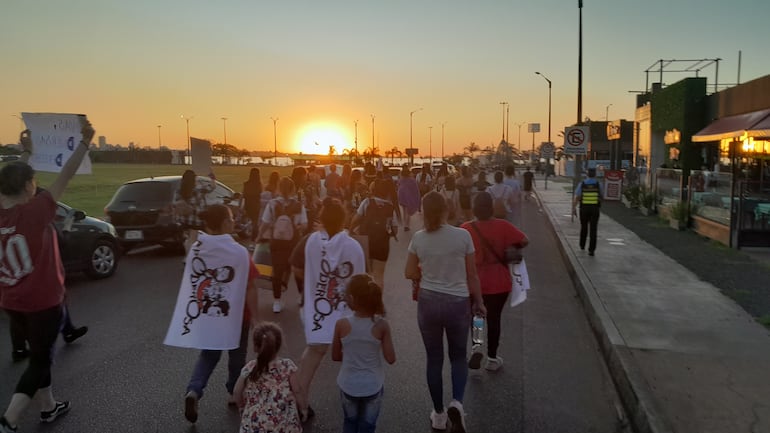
[606,120,621,140]
[603,170,624,201]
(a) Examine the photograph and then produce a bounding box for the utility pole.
[157,125,162,150]
[270,117,278,165]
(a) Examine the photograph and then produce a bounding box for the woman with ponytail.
[233,322,304,432]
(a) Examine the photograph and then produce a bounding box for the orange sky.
[2,1,769,157]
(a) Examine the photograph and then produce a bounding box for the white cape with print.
[164,232,250,350]
[302,230,366,344]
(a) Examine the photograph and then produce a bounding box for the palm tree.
[386,146,402,165]
[464,142,480,160]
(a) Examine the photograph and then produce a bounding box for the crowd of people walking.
[2,149,533,432]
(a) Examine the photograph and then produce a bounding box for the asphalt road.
[1,198,628,433]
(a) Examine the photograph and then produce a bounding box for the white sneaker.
[430,409,448,430]
[447,400,466,430]
[272,300,282,313]
[485,356,503,371]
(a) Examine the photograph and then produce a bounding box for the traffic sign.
[564,126,589,155]
[540,141,555,159]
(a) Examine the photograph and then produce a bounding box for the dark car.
[56,202,120,279]
[103,175,234,252]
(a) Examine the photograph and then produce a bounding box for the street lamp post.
[605,103,613,121]
[499,102,508,141]
[506,105,510,143]
[428,126,433,165]
[354,120,358,161]
[515,122,526,154]
[270,117,278,166]
[371,114,376,159]
[157,125,162,150]
[536,71,552,188]
[221,117,228,146]
[181,115,193,164]
[441,122,447,160]
[410,108,422,166]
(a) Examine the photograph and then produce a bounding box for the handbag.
[470,222,522,265]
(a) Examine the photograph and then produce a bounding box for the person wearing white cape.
[163,204,260,424]
[461,192,528,372]
[290,197,366,422]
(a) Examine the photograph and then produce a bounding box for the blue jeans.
[186,324,248,398]
[340,388,384,433]
[417,289,471,412]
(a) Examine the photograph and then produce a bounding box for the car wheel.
[84,239,119,279]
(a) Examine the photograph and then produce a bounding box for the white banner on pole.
[190,137,212,175]
[21,113,92,174]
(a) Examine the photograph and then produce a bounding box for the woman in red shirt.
[461,191,528,371]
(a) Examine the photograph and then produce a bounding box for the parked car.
[56,202,120,279]
[103,175,235,252]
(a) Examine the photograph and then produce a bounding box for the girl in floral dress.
[234,322,305,433]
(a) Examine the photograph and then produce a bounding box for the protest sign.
[21,113,92,174]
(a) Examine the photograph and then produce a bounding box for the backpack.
[361,199,394,245]
[271,199,301,241]
[492,189,507,218]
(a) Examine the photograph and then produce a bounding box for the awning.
[692,108,770,142]
[747,113,770,138]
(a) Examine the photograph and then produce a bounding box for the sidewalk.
[535,177,770,433]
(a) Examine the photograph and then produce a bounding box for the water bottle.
[472,315,485,346]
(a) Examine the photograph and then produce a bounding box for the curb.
[536,190,674,433]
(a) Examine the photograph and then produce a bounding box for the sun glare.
[294,123,351,155]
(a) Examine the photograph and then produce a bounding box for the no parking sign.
[564,126,590,155]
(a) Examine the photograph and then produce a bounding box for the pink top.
[0,190,65,312]
[461,219,527,295]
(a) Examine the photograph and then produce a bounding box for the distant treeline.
[90,150,173,164]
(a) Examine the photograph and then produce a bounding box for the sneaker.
[184,391,198,423]
[468,349,483,370]
[272,300,283,313]
[447,400,466,431]
[485,356,504,371]
[0,416,17,433]
[40,401,70,423]
[447,407,467,433]
[11,349,29,362]
[430,409,448,430]
[588,250,595,256]
[63,326,88,343]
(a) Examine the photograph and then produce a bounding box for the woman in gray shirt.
[405,191,485,430]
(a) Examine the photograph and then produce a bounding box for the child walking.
[233,322,305,433]
[331,274,397,433]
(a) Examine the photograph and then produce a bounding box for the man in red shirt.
[0,121,94,433]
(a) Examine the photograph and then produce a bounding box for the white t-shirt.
[407,225,474,297]
[489,183,514,213]
[261,196,308,227]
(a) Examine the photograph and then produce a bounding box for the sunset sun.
[294,122,351,155]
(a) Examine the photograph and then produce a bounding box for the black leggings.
[6,304,63,396]
[270,240,295,299]
[481,292,510,359]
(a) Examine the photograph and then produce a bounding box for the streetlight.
[270,117,278,166]
[371,114,376,158]
[506,105,510,143]
[180,115,193,164]
[354,120,358,160]
[428,126,433,164]
[605,103,613,121]
[499,102,508,141]
[221,117,228,146]
[157,125,162,149]
[410,108,422,165]
[514,122,527,153]
[536,71,552,188]
[441,121,447,160]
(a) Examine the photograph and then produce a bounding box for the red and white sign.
[564,126,589,155]
[603,170,624,201]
